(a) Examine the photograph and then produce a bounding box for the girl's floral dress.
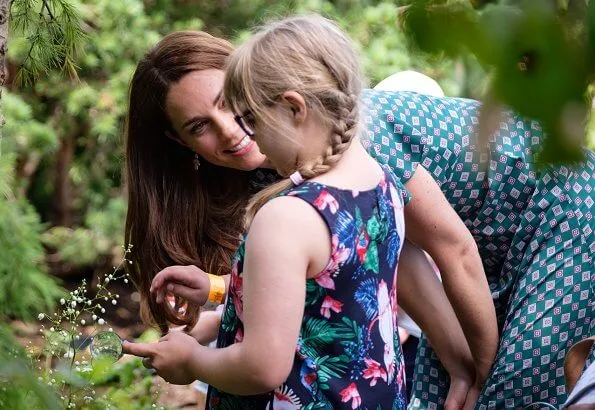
[207,166,409,410]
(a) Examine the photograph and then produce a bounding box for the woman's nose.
[217,113,241,142]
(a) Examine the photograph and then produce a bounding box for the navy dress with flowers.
[207,166,408,410]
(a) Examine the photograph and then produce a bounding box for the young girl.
[123,15,477,409]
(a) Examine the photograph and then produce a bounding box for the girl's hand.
[150,265,210,306]
[122,332,201,385]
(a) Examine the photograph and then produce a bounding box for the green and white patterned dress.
[360,89,594,409]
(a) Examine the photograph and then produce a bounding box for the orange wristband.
[207,274,226,304]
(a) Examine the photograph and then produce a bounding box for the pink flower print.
[396,362,405,389]
[355,230,370,263]
[314,269,335,290]
[266,385,302,410]
[230,271,244,322]
[320,296,343,319]
[379,173,387,194]
[315,234,351,290]
[313,190,339,214]
[328,234,351,271]
[362,358,388,386]
[339,383,361,409]
[378,280,396,382]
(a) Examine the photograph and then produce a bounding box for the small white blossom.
[71,301,77,308]
[111,299,117,305]
[80,319,86,325]
[92,314,97,321]
[60,298,66,305]
[101,308,105,314]
[98,318,105,325]
[38,313,44,320]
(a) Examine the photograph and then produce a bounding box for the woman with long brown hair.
[123,29,594,409]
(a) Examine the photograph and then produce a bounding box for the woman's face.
[165,69,267,171]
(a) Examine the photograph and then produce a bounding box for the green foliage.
[10,0,87,85]
[0,326,60,410]
[0,196,64,320]
[402,0,595,163]
[0,151,64,320]
[0,91,64,321]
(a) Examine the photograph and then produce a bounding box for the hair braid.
[226,15,366,228]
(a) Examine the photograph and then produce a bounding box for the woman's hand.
[462,381,482,410]
[150,265,212,306]
[122,332,202,385]
[445,376,474,410]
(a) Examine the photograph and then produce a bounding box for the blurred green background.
[1,1,595,408]
[2,0,595,332]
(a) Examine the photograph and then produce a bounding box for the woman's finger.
[166,283,203,304]
[151,266,198,292]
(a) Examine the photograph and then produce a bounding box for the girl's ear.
[281,91,308,124]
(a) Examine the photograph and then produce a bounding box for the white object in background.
[374,70,445,97]
[374,71,445,340]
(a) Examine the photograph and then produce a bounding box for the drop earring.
[193,152,201,170]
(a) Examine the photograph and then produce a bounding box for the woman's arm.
[403,166,498,385]
[185,309,222,345]
[397,240,475,408]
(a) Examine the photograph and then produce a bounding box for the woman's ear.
[165,130,190,148]
[281,91,308,124]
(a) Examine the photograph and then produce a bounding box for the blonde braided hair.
[223,15,366,227]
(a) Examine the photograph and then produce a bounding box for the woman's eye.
[190,121,207,135]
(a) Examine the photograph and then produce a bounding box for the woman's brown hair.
[124,31,250,334]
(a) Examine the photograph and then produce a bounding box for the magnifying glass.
[89,331,123,363]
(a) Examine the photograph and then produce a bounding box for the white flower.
[124,279,128,283]
[38,313,44,320]
[60,298,66,305]
[111,300,117,305]
[49,327,55,332]
[92,314,97,321]
[71,301,76,308]
[80,319,86,325]
[101,308,105,314]
[98,319,105,325]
